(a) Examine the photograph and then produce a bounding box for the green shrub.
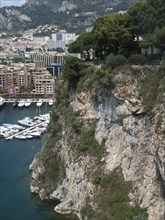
[72,120,83,134]
[160,59,165,68]
[80,204,96,220]
[105,54,127,69]
[95,167,148,220]
[80,204,108,220]
[128,54,146,65]
[39,152,64,190]
[155,115,163,133]
[145,53,162,65]
[77,122,105,157]
[92,172,101,184]
[139,67,164,111]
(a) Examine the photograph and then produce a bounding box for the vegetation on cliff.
[81,168,148,220]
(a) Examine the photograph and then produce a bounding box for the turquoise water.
[0,103,68,220]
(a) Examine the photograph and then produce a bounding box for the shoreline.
[5,98,55,103]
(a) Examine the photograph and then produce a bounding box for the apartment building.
[30,52,64,68]
[35,73,54,96]
[0,64,35,95]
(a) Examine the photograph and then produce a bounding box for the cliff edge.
[30,64,165,220]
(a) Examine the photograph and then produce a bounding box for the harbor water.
[0,103,68,220]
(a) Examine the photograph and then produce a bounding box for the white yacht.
[18,117,33,127]
[0,97,5,107]
[30,131,41,137]
[25,99,32,107]
[22,131,33,139]
[15,135,26,139]
[36,99,43,107]
[48,99,54,106]
[3,124,24,130]
[18,100,25,107]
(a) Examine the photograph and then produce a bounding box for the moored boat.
[15,135,26,139]
[48,99,54,106]
[18,100,25,107]
[13,99,18,107]
[26,135,33,139]
[36,99,43,107]
[25,99,32,107]
[18,117,33,127]
[0,97,5,107]
[30,131,41,137]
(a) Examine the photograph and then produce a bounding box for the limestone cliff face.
[30,66,165,220]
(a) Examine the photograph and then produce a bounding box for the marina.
[0,103,67,220]
[0,113,50,140]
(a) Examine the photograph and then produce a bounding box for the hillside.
[0,0,138,33]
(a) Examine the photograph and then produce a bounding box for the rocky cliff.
[0,0,137,33]
[30,64,165,220]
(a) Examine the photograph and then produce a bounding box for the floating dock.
[5,121,46,140]
[0,114,50,140]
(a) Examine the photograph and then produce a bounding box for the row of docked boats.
[0,113,50,140]
[13,99,54,108]
[0,97,5,107]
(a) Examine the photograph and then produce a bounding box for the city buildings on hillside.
[0,28,81,99]
[0,64,54,98]
[0,29,78,62]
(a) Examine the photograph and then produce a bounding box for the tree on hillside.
[139,34,156,55]
[139,27,165,56]
[154,27,165,53]
[68,32,94,61]
[62,56,81,80]
[128,1,146,42]
[128,0,165,36]
[93,13,133,58]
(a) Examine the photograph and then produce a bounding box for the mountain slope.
[0,0,138,33]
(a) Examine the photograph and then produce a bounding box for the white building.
[22,30,34,41]
[33,36,50,46]
[48,31,77,49]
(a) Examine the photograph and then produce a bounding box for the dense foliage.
[69,0,165,63]
[81,168,148,220]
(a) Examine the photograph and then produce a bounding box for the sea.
[0,103,68,220]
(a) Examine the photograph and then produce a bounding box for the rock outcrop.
[30,65,165,220]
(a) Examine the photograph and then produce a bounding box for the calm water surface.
[0,103,68,220]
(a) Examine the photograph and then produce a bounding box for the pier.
[5,98,54,103]
[1,112,50,140]
[5,121,46,140]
